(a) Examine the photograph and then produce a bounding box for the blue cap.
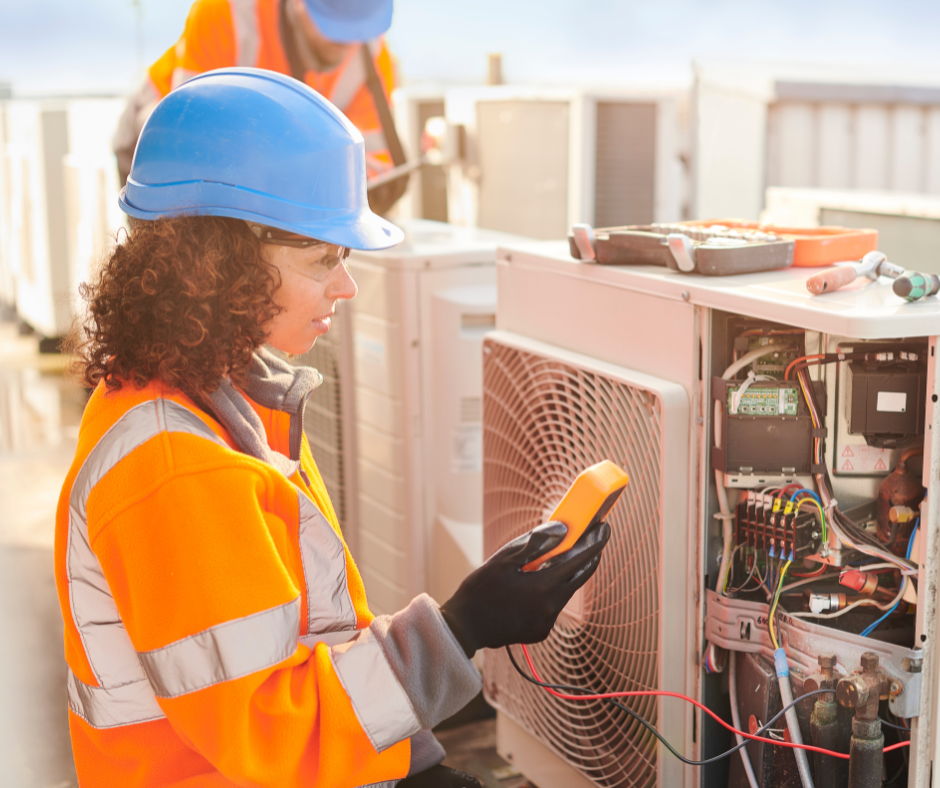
[120,68,402,251]
[303,0,393,43]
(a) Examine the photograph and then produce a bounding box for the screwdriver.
[893,271,940,302]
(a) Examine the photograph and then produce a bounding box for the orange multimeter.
[522,460,629,571]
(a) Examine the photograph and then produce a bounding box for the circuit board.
[726,384,800,416]
[748,337,802,378]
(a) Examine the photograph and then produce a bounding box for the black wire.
[505,646,835,767]
[879,717,912,732]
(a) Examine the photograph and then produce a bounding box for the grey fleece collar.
[206,347,322,477]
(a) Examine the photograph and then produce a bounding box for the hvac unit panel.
[594,102,658,227]
[763,187,940,273]
[358,460,406,513]
[355,385,403,435]
[482,330,689,788]
[293,303,358,550]
[476,101,570,239]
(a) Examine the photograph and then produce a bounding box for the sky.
[1,0,940,96]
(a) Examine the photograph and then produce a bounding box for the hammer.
[805,251,904,295]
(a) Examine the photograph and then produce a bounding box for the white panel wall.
[817,104,853,188]
[854,105,890,190]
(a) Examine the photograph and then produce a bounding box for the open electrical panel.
[703,312,927,788]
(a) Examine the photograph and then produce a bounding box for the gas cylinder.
[876,448,924,555]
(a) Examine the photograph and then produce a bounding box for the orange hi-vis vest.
[114,0,396,177]
[54,349,480,787]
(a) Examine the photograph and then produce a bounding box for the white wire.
[779,562,916,595]
[790,578,909,619]
[722,345,794,381]
[729,653,760,788]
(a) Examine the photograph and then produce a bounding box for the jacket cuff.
[407,729,446,776]
[370,593,483,730]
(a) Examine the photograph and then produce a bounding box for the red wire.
[518,644,911,759]
[785,354,826,380]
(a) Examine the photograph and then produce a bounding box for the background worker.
[60,69,610,788]
[113,0,407,212]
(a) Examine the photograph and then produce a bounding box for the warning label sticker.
[835,444,892,474]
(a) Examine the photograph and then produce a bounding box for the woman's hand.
[440,520,611,657]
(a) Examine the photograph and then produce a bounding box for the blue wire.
[859,519,919,637]
[791,488,821,505]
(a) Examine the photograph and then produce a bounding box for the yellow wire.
[768,559,792,650]
[796,498,827,543]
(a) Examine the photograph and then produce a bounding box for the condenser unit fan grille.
[483,338,665,788]
[296,329,346,525]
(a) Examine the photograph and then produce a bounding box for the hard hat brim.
[303,0,393,43]
[119,185,403,252]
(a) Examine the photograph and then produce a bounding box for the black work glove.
[398,765,483,788]
[440,520,611,657]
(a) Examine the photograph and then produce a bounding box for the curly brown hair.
[70,216,282,400]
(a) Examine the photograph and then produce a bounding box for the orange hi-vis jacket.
[113,0,396,177]
[54,349,480,787]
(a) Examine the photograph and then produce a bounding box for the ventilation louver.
[296,324,346,524]
[482,332,689,788]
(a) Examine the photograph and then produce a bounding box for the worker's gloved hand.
[398,765,483,788]
[440,520,611,657]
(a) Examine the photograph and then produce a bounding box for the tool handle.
[894,272,940,301]
[806,265,858,295]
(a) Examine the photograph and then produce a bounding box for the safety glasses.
[247,222,351,282]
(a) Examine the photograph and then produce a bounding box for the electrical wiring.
[794,365,915,571]
[507,645,911,763]
[792,561,829,578]
[880,717,913,732]
[784,354,827,380]
[768,559,791,649]
[790,578,910,620]
[859,520,919,637]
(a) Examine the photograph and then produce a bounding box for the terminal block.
[735,492,823,558]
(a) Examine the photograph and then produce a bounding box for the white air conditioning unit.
[297,219,527,616]
[693,63,940,220]
[763,186,940,273]
[484,237,940,787]
[2,97,124,339]
[0,101,15,312]
[444,86,687,240]
[391,85,449,223]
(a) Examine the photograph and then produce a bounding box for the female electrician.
[55,68,609,788]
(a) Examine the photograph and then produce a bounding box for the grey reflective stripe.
[330,42,369,111]
[139,597,300,698]
[299,629,357,650]
[330,628,421,752]
[362,129,387,153]
[68,669,165,730]
[229,0,259,67]
[66,399,228,713]
[297,491,357,634]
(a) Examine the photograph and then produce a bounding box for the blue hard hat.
[119,68,402,251]
[303,0,393,43]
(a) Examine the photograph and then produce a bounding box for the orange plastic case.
[684,220,878,268]
[523,460,628,572]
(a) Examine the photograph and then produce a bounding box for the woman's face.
[261,242,358,355]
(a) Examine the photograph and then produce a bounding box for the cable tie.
[713,511,736,522]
